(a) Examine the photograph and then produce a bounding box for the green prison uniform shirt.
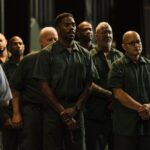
[108,55,150,136]
[33,41,99,106]
[9,52,44,104]
[85,48,123,120]
[2,57,20,81]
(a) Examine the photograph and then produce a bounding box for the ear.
[121,43,126,52]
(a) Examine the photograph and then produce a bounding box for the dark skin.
[39,16,112,129]
[77,21,94,50]
[38,16,80,129]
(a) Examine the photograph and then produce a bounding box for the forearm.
[113,88,142,111]
[91,82,112,97]
[75,83,92,110]
[11,88,21,114]
[39,81,64,114]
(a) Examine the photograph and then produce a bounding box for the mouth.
[68,33,75,38]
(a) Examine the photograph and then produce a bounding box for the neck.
[98,45,111,53]
[80,41,92,50]
[59,38,74,48]
[11,55,23,63]
[126,54,140,62]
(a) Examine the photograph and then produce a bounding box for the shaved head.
[39,27,58,48]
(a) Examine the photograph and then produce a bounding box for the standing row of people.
[0,12,150,150]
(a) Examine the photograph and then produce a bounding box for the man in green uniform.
[85,22,123,150]
[33,12,99,150]
[9,28,58,150]
[77,21,95,51]
[108,31,150,150]
[2,36,25,150]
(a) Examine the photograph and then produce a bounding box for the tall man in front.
[33,12,98,150]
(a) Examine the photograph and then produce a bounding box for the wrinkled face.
[122,32,142,58]
[96,24,113,49]
[77,22,93,42]
[40,32,58,48]
[0,34,7,51]
[57,16,76,41]
[9,37,25,56]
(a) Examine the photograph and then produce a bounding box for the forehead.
[10,37,23,44]
[97,24,112,33]
[61,16,75,23]
[79,22,92,29]
[124,33,140,43]
[43,33,58,39]
[0,34,6,40]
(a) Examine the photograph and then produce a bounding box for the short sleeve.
[33,50,51,82]
[108,61,124,89]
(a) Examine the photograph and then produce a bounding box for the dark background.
[1,0,150,57]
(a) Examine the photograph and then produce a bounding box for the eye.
[125,40,141,46]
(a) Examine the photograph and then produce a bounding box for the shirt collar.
[124,55,147,64]
[53,41,79,53]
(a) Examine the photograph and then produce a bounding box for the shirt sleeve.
[0,65,12,102]
[33,50,51,82]
[86,53,100,84]
[108,60,124,89]
[9,58,24,90]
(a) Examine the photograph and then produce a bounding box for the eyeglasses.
[124,40,142,46]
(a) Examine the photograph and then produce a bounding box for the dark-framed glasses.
[125,40,142,46]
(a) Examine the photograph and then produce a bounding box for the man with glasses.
[108,30,150,150]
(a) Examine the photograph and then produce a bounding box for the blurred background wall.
[0,0,150,57]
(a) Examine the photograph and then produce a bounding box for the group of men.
[0,12,150,150]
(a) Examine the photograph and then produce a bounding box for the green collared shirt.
[33,41,99,103]
[2,57,20,81]
[108,55,150,136]
[85,47,123,120]
[10,52,44,104]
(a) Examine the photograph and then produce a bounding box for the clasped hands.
[60,107,77,130]
[138,104,150,120]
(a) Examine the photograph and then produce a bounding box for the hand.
[60,107,77,121]
[11,112,22,128]
[3,118,13,128]
[60,107,77,130]
[138,104,150,120]
[63,117,77,130]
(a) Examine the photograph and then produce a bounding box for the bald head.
[77,21,92,31]
[77,21,93,39]
[122,31,141,44]
[9,36,23,45]
[122,31,142,61]
[8,36,25,57]
[39,27,58,48]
